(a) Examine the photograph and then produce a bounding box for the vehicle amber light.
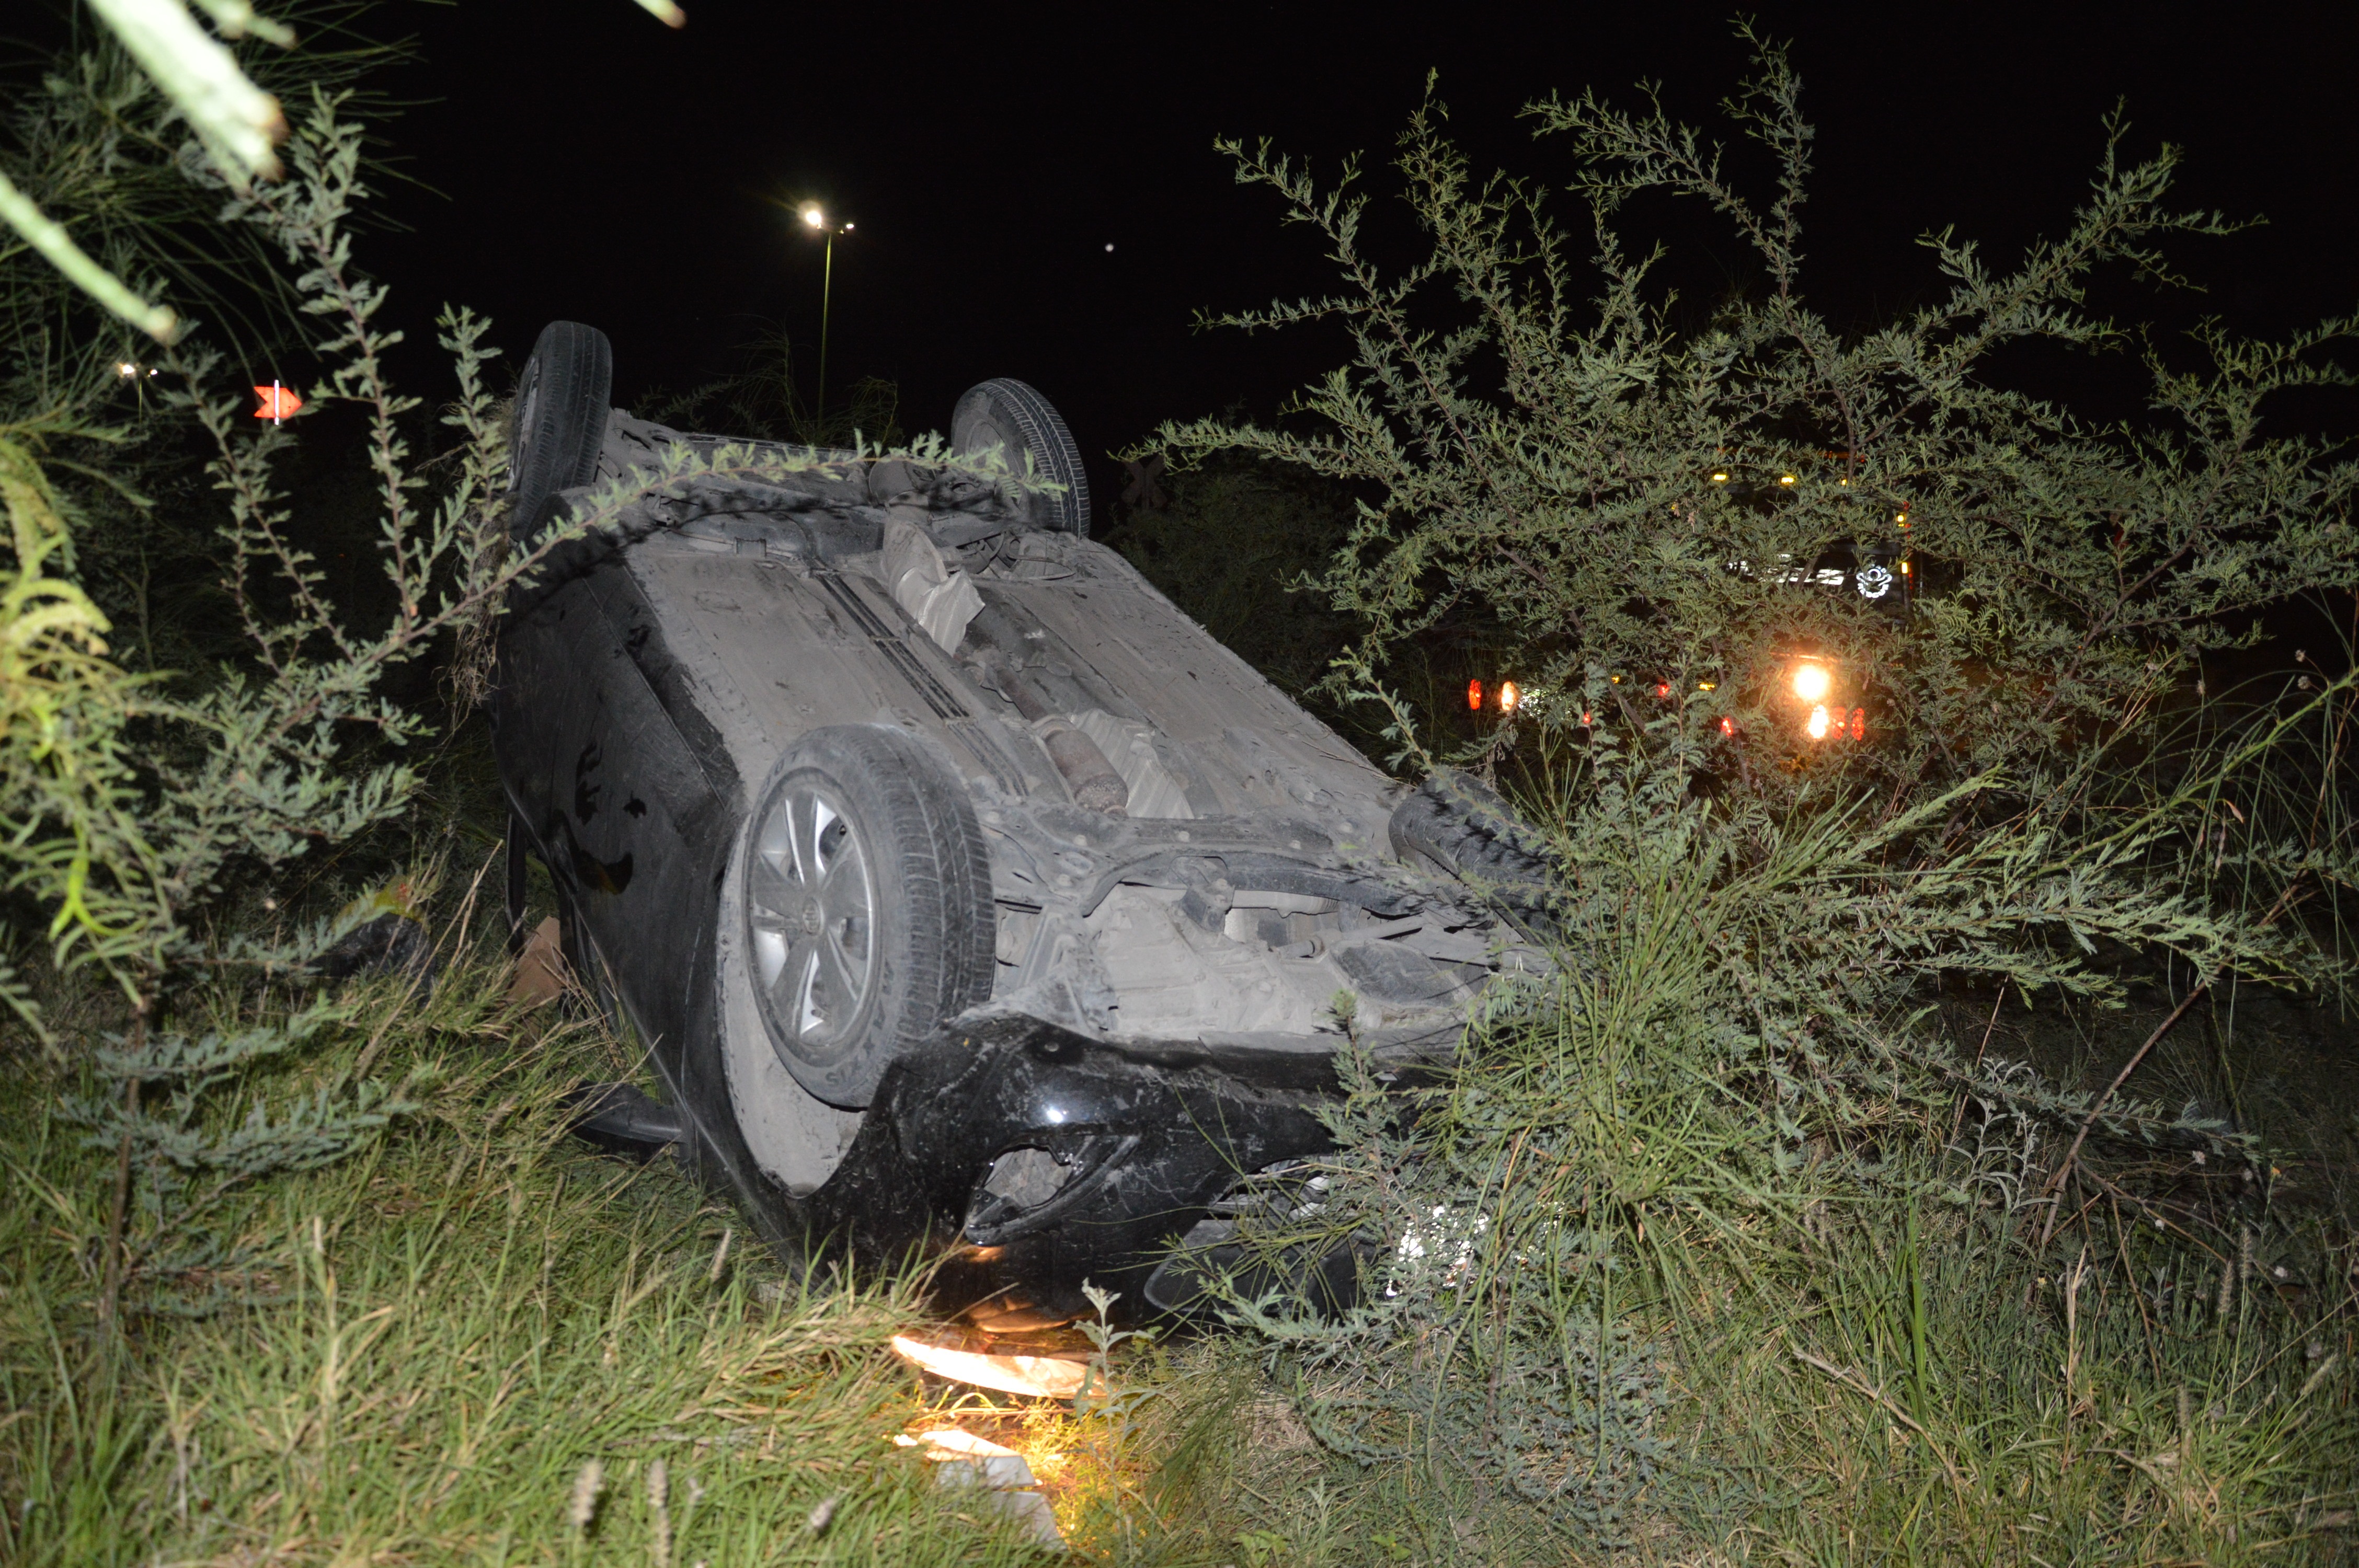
[1790,662,1831,703]
[1849,707,1866,741]
[1498,681,1520,712]
[1806,704,1830,740]
[1468,679,1483,711]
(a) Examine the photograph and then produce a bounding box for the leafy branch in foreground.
[0,86,894,1321]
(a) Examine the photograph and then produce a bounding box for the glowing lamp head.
[1806,704,1830,740]
[1498,680,1520,712]
[1790,662,1831,703]
[801,205,825,229]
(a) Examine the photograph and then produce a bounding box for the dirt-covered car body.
[492,338,1533,1321]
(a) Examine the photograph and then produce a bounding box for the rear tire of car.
[1389,769,1559,932]
[951,378,1091,536]
[727,725,995,1113]
[507,320,612,542]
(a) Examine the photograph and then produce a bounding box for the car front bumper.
[796,1010,1341,1323]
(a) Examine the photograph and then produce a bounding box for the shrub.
[1156,26,2359,1556]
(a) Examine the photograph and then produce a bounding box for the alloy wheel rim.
[746,779,876,1054]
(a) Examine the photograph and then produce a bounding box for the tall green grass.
[0,925,1080,1567]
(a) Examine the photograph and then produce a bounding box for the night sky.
[136,3,2359,469]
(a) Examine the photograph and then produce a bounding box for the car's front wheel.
[722,728,996,1126]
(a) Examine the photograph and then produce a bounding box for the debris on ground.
[896,1428,1066,1550]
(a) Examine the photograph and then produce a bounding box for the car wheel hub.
[746,781,877,1055]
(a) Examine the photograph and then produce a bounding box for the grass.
[2,862,2353,1566]
[0,923,1094,1567]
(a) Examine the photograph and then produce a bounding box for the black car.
[493,322,1540,1325]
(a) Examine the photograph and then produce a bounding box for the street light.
[798,204,853,428]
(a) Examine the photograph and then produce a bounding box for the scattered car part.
[564,1081,686,1161]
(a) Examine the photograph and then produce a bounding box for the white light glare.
[801,205,824,228]
[1806,705,1830,740]
[1790,662,1831,703]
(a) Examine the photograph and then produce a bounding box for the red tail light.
[1468,679,1482,711]
[1719,717,1734,736]
[1849,707,1865,741]
[1654,682,1671,699]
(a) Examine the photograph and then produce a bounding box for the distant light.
[843,222,854,232]
[801,205,824,228]
[1710,471,1728,482]
[1895,512,1908,525]
[116,361,138,378]
[1791,662,1830,703]
[1778,475,1796,486]
[1653,682,1671,699]
[1499,681,1520,712]
[1468,678,1483,711]
[1806,704,1830,740]
[1698,681,1716,691]
[1105,243,1115,252]
[1579,710,1594,726]
[1719,717,1735,735]
[1900,559,1910,575]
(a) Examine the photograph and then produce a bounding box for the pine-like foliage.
[0,62,895,1319]
[1159,27,2356,810]
[1160,27,2359,1548]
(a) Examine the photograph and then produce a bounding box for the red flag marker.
[253,382,303,422]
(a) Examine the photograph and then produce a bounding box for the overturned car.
[493,322,1542,1324]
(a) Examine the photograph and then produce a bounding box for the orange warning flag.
[252,383,303,420]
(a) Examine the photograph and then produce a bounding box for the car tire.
[1389,769,1559,929]
[727,725,995,1111]
[507,320,612,542]
[951,378,1091,536]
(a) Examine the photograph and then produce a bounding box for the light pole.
[799,205,852,429]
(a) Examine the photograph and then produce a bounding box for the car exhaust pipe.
[969,649,1129,813]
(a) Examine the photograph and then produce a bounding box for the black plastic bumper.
[800,1010,1338,1322]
